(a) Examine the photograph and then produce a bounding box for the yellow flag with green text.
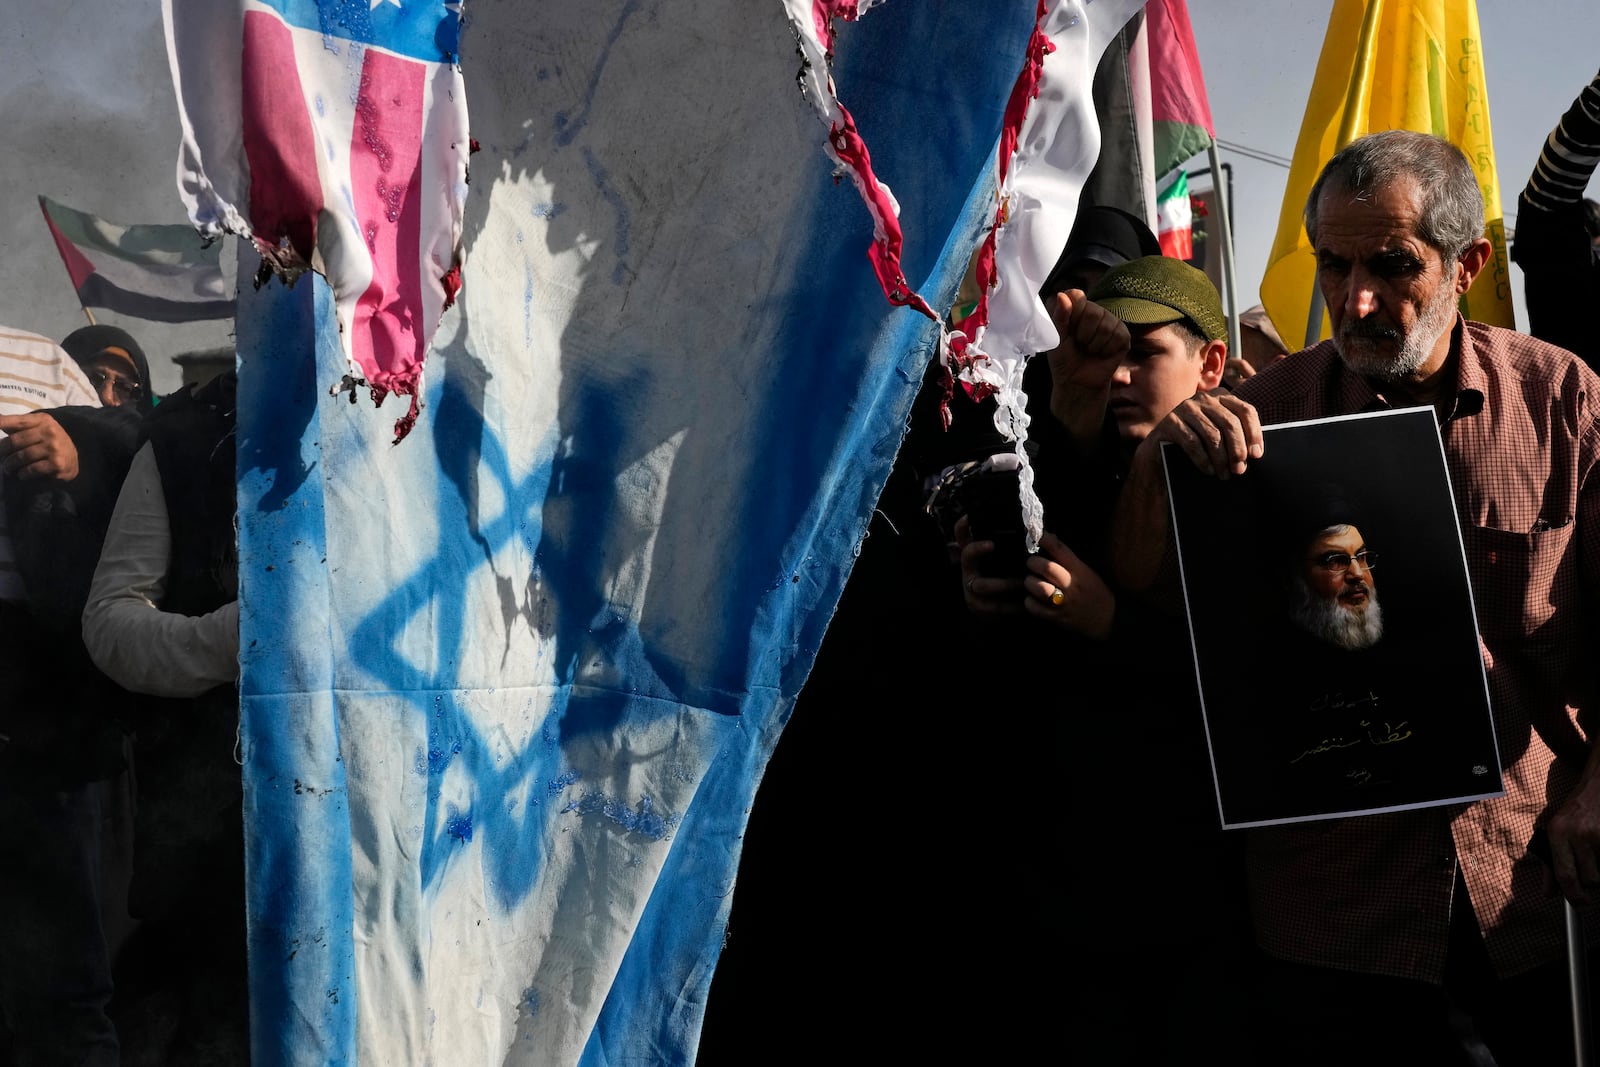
[1260,0,1513,349]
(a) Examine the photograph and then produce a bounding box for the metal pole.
[1304,288,1324,350]
[1532,827,1593,1067]
[1566,898,1593,1067]
[1207,143,1242,362]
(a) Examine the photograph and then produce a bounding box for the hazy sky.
[0,2,233,394]
[1190,0,1600,338]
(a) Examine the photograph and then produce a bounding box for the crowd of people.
[938,105,1600,1065]
[8,57,1600,1067]
[0,322,241,1064]
[708,72,1600,1067]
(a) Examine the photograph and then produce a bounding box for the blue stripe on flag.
[238,277,358,1065]
[256,0,460,62]
[581,4,1036,1058]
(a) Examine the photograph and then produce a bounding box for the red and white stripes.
[166,0,470,442]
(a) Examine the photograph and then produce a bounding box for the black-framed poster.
[1163,406,1503,828]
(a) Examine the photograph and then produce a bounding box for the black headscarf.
[1039,205,1163,299]
[60,324,154,414]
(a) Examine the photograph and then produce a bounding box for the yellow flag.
[1260,0,1513,350]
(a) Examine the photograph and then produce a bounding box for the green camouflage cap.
[1086,254,1227,342]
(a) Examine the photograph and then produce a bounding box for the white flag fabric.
[213,1,1136,1062]
[948,0,1145,550]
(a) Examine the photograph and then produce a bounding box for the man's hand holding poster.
[1163,407,1503,828]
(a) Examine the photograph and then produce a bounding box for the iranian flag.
[39,195,234,323]
[1155,168,1193,259]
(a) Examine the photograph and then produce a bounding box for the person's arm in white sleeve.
[82,443,239,698]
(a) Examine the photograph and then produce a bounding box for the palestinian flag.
[1147,0,1216,176]
[39,195,234,323]
[1156,168,1193,260]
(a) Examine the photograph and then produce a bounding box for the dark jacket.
[0,403,142,786]
[122,371,240,920]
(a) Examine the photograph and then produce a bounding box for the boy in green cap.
[954,253,1254,1059]
[1046,253,1231,458]
[961,253,1234,633]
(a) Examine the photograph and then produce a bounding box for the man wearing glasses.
[1291,522,1382,652]
[0,325,128,1066]
[1234,511,1403,818]
[1114,129,1600,1063]
[61,325,154,414]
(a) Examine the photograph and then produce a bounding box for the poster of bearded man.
[1163,407,1502,828]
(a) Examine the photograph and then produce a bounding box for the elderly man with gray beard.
[1290,521,1383,651]
[1112,129,1600,1065]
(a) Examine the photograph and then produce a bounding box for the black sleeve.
[1028,398,1124,569]
[1511,70,1600,365]
[2,404,143,634]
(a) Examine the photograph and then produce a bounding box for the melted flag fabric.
[224,2,1078,1063]
[948,0,1144,551]
[38,195,234,323]
[163,0,469,440]
[1260,0,1514,346]
[783,0,936,321]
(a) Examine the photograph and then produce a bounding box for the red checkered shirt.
[1232,317,1600,981]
